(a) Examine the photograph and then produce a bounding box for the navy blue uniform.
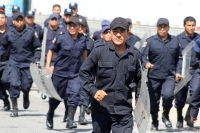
[190,37,200,119]
[27,23,42,42]
[40,27,60,66]
[142,34,180,114]
[126,33,141,47]
[0,25,41,98]
[48,29,86,110]
[0,26,10,101]
[175,32,200,109]
[79,42,141,133]
[94,38,104,47]
[85,35,94,56]
[44,15,63,28]
[6,17,13,27]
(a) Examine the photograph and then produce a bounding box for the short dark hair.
[0,12,5,16]
[184,16,196,25]
[52,4,61,9]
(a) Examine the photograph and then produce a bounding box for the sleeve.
[84,17,90,36]
[141,40,150,67]
[43,18,49,28]
[190,86,200,117]
[33,32,42,62]
[0,34,10,58]
[135,54,142,88]
[79,47,100,97]
[175,39,182,74]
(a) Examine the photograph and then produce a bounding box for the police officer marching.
[142,18,181,130]
[79,17,141,133]
[0,6,10,112]
[69,2,90,36]
[45,17,87,129]
[175,16,200,128]
[62,8,72,28]
[6,5,20,28]
[0,12,41,117]
[25,10,42,42]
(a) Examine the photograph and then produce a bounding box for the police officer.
[75,18,95,125]
[0,11,10,111]
[44,4,63,28]
[62,8,72,28]
[79,17,141,133]
[25,10,42,42]
[175,16,200,128]
[0,12,41,117]
[45,17,87,129]
[190,38,200,124]
[142,18,181,130]
[6,5,20,28]
[125,18,141,47]
[94,26,111,47]
[91,20,110,42]
[69,2,90,36]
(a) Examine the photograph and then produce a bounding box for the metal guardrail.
[35,15,200,38]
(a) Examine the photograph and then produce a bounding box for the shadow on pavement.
[53,128,93,132]
[157,126,200,132]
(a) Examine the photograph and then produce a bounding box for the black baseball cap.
[110,17,129,30]
[0,4,5,10]
[79,18,87,26]
[125,18,132,24]
[13,12,24,20]
[26,11,34,17]
[69,2,78,9]
[64,8,72,15]
[12,5,20,12]
[68,17,80,25]
[157,18,169,26]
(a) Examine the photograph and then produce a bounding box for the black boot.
[176,108,183,129]
[1,98,10,111]
[151,113,158,131]
[66,106,77,129]
[46,108,54,130]
[10,98,18,117]
[23,94,30,109]
[78,105,88,125]
[86,106,91,115]
[162,108,172,129]
[184,105,194,127]
[63,110,68,122]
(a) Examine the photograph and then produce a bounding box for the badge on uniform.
[35,32,38,38]
[142,42,148,47]
[52,38,56,43]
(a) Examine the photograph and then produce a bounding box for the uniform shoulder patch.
[142,42,148,47]
[35,32,38,38]
[52,37,56,43]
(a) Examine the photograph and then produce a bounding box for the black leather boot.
[162,108,172,129]
[184,105,194,127]
[63,100,68,122]
[66,106,77,129]
[23,94,30,109]
[10,98,18,117]
[46,108,54,130]
[1,98,10,111]
[176,108,183,129]
[78,105,88,125]
[85,106,91,115]
[151,113,159,131]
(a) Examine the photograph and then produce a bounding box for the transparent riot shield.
[135,30,151,50]
[30,28,62,101]
[174,41,195,95]
[134,68,150,133]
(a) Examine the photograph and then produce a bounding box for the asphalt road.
[0,85,200,133]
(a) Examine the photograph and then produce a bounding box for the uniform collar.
[155,33,171,42]
[181,31,199,41]
[108,41,133,55]
[13,24,27,35]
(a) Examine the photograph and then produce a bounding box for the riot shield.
[134,30,151,49]
[134,69,150,133]
[174,41,195,95]
[42,68,63,102]
[30,63,52,97]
